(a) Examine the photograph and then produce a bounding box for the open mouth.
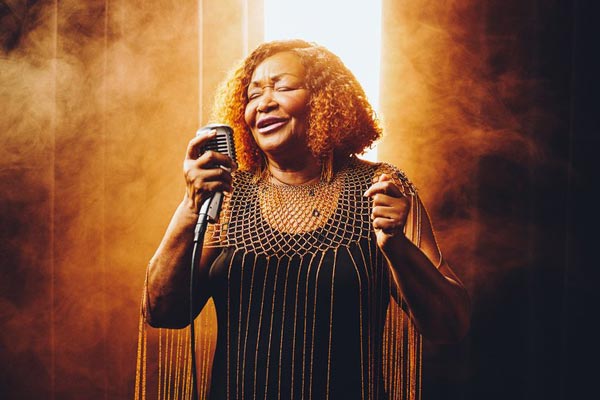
[257,116,288,133]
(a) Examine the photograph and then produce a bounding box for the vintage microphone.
[189,124,235,400]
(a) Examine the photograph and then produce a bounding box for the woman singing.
[142,39,470,400]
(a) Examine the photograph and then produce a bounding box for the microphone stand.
[189,196,212,400]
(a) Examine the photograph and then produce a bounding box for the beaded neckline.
[257,168,346,234]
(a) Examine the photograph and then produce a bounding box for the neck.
[266,157,321,186]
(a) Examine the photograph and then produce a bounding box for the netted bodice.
[205,159,416,255]
[202,159,421,400]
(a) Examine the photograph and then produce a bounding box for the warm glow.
[264,0,382,161]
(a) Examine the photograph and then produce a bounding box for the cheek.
[244,103,255,127]
[285,97,310,121]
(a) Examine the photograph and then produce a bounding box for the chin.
[257,135,290,152]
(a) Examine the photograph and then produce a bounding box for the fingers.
[184,163,233,212]
[371,201,409,237]
[371,204,402,219]
[184,151,236,197]
[191,150,238,171]
[186,129,237,171]
[365,173,410,237]
[186,128,216,160]
[363,173,403,198]
[183,128,237,189]
[183,129,237,212]
[185,164,233,192]
[370,197,410,223]
[372,216,403,235]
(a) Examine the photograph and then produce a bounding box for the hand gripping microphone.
[194,123,236,241]
[190,123,235,400]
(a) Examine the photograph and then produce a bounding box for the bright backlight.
[264,0,381,161]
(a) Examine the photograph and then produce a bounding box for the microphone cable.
[188,124,234,400]
[189,199,210,400]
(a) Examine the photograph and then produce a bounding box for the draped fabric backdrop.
[0,0,597,399]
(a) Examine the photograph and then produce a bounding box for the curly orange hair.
[210,39,382,177]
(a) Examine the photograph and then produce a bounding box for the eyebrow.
[248,73,301,88]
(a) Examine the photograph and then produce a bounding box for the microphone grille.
[197,124,236,162]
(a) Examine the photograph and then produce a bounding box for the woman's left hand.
[365,174,471,343]
[364,173,411,249]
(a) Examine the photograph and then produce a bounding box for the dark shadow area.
[423,1,599,399]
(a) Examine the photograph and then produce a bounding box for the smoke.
[380,0,568,292]
[1,0,206,397]
[379,1,574,396]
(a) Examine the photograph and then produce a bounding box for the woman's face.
[244,51,311,161]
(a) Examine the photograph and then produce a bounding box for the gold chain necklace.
[258,172,344,234]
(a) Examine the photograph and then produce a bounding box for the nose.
[256,89,277,113]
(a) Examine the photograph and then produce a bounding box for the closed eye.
[248,91,261,100]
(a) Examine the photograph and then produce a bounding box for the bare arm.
[365,174,470,343]
[143,129,236,328]
[143,201,221,328]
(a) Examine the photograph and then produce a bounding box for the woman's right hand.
[183,128,237,213]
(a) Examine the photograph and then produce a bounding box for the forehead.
[249,52,305,84]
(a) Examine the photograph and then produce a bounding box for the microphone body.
[196,123,236,223]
